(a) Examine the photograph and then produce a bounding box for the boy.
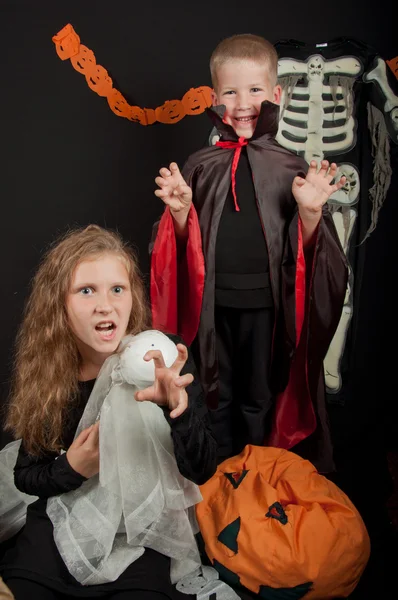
[150,34,348,472]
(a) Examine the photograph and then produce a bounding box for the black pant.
[5,579,173,599]
[210,306,274,462]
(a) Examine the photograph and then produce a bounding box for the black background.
[0,1,396,596]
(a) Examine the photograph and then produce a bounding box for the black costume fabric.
[0,336,215,599]
[212,306,274,461]
[214,147,273,309]
[273,37,398,405]
[151,101,348,472]
[211,145,275,460]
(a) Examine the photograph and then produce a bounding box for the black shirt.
[215,148,273,309]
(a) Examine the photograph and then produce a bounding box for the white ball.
[119,330,179,389]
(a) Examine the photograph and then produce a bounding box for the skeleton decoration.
[277,54,361,164]
[328,163,360,206]
[324,165,358,393]
[364,57,398,142]
[323,207,356,392]
[275,41,398,396]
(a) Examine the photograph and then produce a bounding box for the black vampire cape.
[150,101,348,472]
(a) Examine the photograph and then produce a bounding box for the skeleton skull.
[307,56,324,81]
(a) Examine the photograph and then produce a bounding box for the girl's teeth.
[97,323,114,330]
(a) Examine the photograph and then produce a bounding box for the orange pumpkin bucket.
[196,445,370,599]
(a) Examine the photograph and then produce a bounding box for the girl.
[0,225,217,599]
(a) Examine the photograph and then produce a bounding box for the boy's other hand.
[292,160,346,218]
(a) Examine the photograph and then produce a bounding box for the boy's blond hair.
[210,34,278,91]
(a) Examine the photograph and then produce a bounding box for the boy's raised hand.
[155,162,192,214]
[292,160,346,217]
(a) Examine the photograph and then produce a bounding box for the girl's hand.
[66,422,100,478]
[135,344,193,418]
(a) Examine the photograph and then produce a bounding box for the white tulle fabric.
[45,331,203,586]
[0,439,37,543]
[0,331,239,598]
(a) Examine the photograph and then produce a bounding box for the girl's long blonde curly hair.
[6,225,150,455]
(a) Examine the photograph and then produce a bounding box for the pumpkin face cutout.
[70,45,96,75]
[128,106,146,124]
[52,24,81,60]
[85,65,113,97]
[196,445,370,599]
[107,89,131,118]
[124,107,156,126]
[387,56,398,79]
[182,86,212,115]
[155,100,185,124]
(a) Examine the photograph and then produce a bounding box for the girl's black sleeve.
[162,334,218,485]
[14,443,86,499]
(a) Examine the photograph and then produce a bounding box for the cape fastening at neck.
[210,101,281,210]
[215,137,248,211]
